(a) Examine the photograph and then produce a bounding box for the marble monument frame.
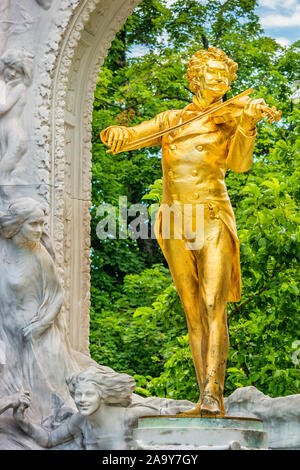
[0,0,142,355]
[48,0,142,354]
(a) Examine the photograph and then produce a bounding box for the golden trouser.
[101,94,257,413]
[155,202,233,414]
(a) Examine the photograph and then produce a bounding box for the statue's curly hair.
[0,198,56,260]
[186,47,238,94]
[66,366,136,407]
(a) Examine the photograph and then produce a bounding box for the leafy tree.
[90,0,300,400]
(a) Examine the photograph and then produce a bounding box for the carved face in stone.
[197,59,230,99]
[74,382,102,416]
[19,213,45,243]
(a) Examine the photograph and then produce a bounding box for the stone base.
[134,415,268,450]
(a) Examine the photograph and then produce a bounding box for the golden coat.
[101,95,257,302]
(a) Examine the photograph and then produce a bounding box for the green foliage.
[90,264,186,377]
[90,0,300,401]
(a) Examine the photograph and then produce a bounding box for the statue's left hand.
[22,318,50,341]
[240,98,268,131]
[13,402,29,425]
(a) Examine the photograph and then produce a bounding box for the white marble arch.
[0,0,142,355]
[48,0,142,354]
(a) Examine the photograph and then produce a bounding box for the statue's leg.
[0,131,27,177]
[197,217,233,416]
[162,237,207,412]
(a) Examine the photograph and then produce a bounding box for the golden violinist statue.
[100,47,281,417]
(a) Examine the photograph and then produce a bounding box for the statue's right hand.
[102,127,130,154]
[22,319,49,341]
[11,391,31,410]
[13,401,29,424]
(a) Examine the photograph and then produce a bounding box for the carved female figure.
[0,198,97,426]
[14,366,184,450]
[0,49,33,179]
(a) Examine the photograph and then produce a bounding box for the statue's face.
[74,382,102,416]
[19,214,44,243]
[197,59,230,99]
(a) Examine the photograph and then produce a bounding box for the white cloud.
[259,0,297,10]
[128,45,149,58]
[261,5,300,27]
[275,37,292,47]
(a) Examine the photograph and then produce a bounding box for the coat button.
[170,145,176,150]
[196,145,203,151]
[192,170,198,176]
[193,192,199,199]
[168,170,173,178]
[208,203,219,219]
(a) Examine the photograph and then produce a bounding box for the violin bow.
[105,88,281,154]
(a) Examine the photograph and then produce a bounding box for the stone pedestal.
[134,416,268,450]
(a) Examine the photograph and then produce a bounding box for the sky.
[258,0,300,46]
[165,0,300,46]
[129,0,300,57]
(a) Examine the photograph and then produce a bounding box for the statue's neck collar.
[193,95,222,112]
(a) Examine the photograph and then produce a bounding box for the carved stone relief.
[0,48,34,203]
[0,1,10,57]
[0,202,190,450]
[12,363,191,450]
[0,0,142,353]
[47,0,142,353]
[0,197,117,449]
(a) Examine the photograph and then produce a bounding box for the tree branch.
[94,97,123,109]
[161,95,191,103]
[201,32,209,50]
[102,85,124,94]
[215,3,226,43]
[184,85,194,96]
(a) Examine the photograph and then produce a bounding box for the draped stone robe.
[0,238,80,424]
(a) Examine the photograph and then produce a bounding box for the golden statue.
[100,47,281,417]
